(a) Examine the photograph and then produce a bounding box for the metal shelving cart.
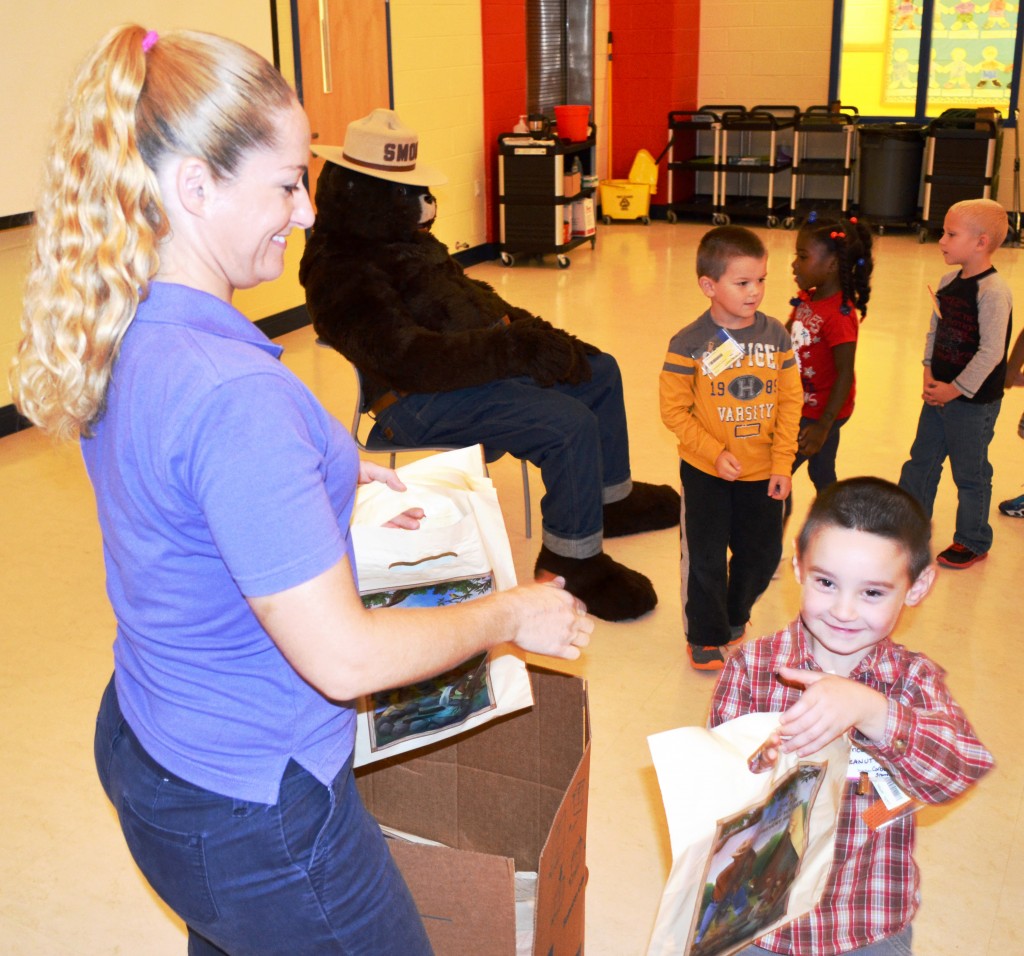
[784,105,858,229]
[918,110,1002,242]
[663,105,742,224]
[497,133,597,268]
[717,105,798,228]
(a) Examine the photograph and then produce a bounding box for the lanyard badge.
[701,328,745,377]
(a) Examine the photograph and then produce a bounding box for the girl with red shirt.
[786,215,874,515]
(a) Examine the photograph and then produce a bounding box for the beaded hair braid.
[798,213,875,319]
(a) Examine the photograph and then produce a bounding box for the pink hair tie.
[142,30,159,53]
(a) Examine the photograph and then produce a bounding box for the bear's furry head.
[312,162,437,243]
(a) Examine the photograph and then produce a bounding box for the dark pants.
[373,352,631,558]
[94,677,432,955]
[680,461,783,646]
[785,415,848,522]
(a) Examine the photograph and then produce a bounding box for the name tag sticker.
[849,746,912,811]
[701,328,744,377]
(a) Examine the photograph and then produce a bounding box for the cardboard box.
[356,666,591,956]
[563,170,581,197]
[571,197,596,237]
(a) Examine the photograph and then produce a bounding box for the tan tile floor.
[1,220,1021,953]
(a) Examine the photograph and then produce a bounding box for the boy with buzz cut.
[899,198,1013,569]
[716,477,994,956]
[660,226,802,672]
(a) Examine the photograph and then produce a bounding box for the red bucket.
[554,104,590,142]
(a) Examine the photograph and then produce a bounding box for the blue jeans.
[94,677,432,956]
[373,352,631,558]
[733,925,913,955]
[898,399,1000,554]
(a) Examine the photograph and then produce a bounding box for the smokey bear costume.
[300,109,678,621]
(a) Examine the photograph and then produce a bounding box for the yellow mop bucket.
[599,148,658,224]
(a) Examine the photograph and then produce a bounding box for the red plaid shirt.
[710,619,994,954]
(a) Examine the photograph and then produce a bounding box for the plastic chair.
[317,340,533,538]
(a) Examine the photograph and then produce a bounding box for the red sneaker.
[936,542,988,569]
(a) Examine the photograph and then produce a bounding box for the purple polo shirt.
[81,282,358,804]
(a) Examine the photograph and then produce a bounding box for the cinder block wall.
[698,0,833,107]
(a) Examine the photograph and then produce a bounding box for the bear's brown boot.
[603,481,680,538]
[534,546,657,622]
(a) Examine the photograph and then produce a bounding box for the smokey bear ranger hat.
[311,108,448,187]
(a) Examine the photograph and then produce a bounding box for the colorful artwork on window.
[881,1,1015,111]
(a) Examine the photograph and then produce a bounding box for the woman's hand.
[358,459,405,489]
[382,508,425,530]
[505,577,593,661]
[358,459,424,529]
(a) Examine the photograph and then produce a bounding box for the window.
[831,0,1023,119]
[526,0,594,117]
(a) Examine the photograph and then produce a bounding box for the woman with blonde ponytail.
[13,24,590,955]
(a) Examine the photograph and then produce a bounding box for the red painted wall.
[480,1,701,238]
[609,1,700,204]
[481,1,528,242]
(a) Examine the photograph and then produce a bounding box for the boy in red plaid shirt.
[715,477,993,955]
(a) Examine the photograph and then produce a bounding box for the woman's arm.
[248,559,590,701]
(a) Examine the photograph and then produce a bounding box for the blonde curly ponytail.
[10,25,295,440]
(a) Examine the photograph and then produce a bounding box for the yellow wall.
[698,0,835,106]
[389,0,488,253]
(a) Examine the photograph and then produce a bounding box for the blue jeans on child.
[733,925,913,955]
[898,399,1000,554]
[371,351,632,559]
[94,676,432,956]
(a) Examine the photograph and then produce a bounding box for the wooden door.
[295,0,391,204]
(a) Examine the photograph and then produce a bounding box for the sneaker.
[687,634,745,672]
[687,644,727,671]
[936,542,988,569]
[998,492,1024,517]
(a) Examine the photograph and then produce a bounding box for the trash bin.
[857,123,925,226]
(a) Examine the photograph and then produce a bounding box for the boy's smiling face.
[795,525,934,676]
[699,255,767,328]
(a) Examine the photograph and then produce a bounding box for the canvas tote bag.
[350,445,533,766]
[647,712,850,956]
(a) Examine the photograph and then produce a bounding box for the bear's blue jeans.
[372,351,632,559]
[94,676,432,956]
[898,398,1000,554]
